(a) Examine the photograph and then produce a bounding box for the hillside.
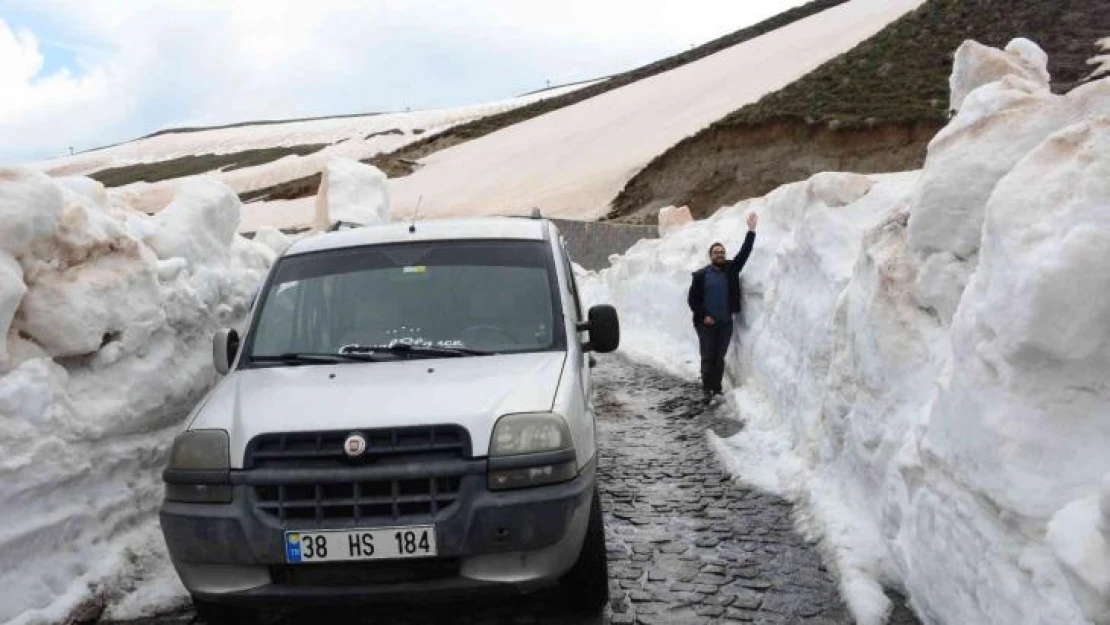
[607,0,1110,222]
[30,0,925,233]
[376,0,924,224]
[34,86,595,217]
[38,0,845,202]
[236,0,851,205]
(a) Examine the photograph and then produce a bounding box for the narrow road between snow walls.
[101,356,920,625]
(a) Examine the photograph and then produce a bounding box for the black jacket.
[687,231,755,325]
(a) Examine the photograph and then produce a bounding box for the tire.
[559,487,610,611]
[192,597,258,625]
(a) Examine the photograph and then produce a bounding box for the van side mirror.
[579,305,619,353]
[213,328,240,375]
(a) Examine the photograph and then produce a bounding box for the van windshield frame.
[238,238,567,368]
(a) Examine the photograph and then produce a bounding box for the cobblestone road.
[591,358,919,625]
[108,356,919,625]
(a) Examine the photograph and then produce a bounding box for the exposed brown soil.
[606,0,1110,222]
[609,119,944,223]
[87,144,329,187]
[365,128,404,140]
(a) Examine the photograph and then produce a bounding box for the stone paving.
[591,357,919,625]
[107,356,920,625]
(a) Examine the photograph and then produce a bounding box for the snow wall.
[580,40,1110,625]
[0,171,281,624]
[312,158,391,231]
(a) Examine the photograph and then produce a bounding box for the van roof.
[284,217,551,256]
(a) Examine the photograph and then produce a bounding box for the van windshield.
[244,239,565,362]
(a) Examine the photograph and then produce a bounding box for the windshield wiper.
[252,352,381,365]
[340,344,493,358]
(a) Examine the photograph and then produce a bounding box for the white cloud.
[0,18,41,84]
[0,18,123,161]
[1,0,807,163]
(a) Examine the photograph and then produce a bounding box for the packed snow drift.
[311,158,391,231]
[0,170,281,624]
[580,39,1110,625]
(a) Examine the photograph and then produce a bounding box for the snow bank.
[313,158,390,230]
[252,225,294,256]
[1086,37,1110,82]
[657,205,693,236]
[0,169,273,624]
[581,40,1110,625]
[909,43,1107,265]
[949,38,1050,112]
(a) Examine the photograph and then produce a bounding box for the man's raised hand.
[747,213,758,231]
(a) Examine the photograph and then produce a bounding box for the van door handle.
[588,356,597,368]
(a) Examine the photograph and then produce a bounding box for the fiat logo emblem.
[344,432,367,458]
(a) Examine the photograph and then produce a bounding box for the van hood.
[191,351,568,467]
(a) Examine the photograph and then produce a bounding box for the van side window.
[561,243,584,322]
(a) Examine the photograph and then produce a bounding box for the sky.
[0,0,808,164]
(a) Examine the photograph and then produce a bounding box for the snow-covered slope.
[25,0,923,233]
[0,171,284,624]
[384,0,924,222]
[28,83,591,220]
[580,40,1110,625]
[36,83,591,176]
[241,0,924,230]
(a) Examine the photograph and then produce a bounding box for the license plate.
[285,526,437,563]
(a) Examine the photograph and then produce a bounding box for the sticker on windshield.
[385,336,465,348]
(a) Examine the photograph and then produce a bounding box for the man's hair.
[708,242,725,256]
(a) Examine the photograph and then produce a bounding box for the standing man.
[687,213,758,401]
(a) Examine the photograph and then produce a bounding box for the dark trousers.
[695,319,733,394]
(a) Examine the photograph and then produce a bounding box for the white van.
[158,217,619,622]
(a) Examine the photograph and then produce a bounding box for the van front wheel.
[559,487,610,611]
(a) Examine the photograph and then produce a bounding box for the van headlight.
[488,413,577,491]
[163,430,232,503]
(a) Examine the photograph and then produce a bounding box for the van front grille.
[253,476,462,523]
[244,425,469,470]
[244,425,470,525]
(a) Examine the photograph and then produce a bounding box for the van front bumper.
[159,458,596,604]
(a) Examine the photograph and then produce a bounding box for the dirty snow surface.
[0,170,276,625]
[580,39,1110,625]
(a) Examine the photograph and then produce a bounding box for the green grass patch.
[606,0,1110,221]
[721,0,1110,129]
[88,144,330,187]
